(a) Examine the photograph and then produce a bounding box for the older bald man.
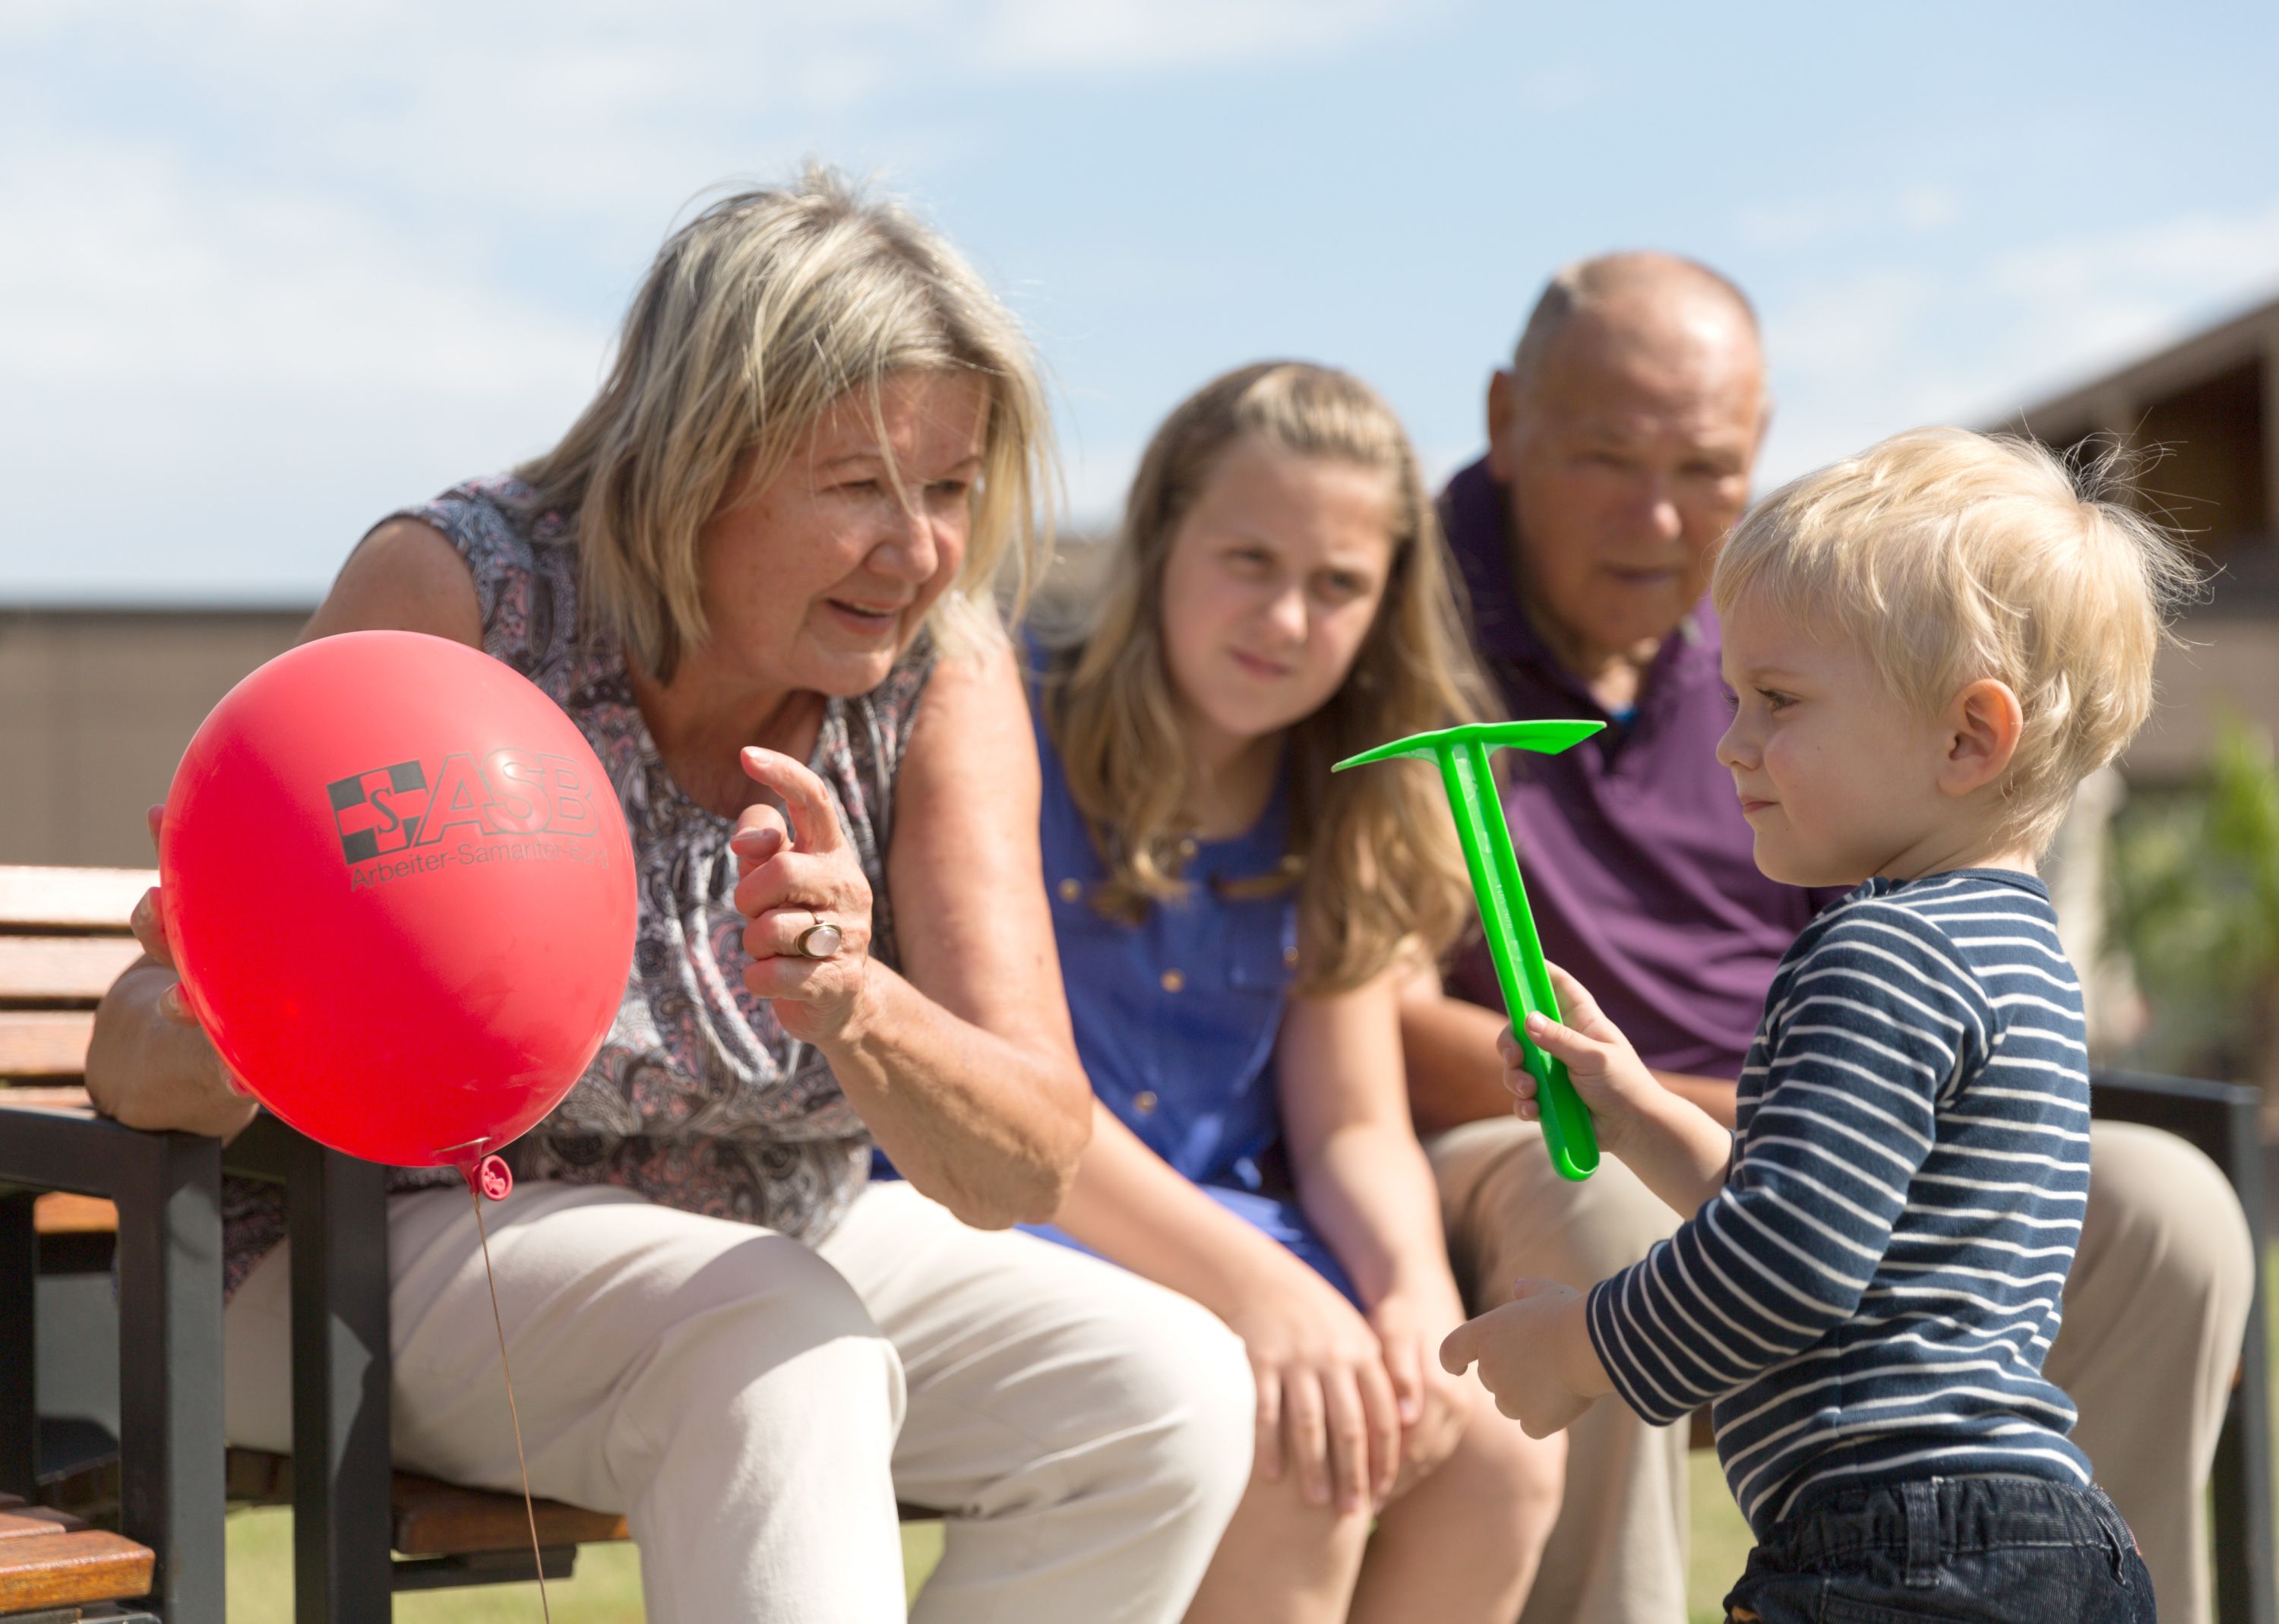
[1404,252,2255,1624]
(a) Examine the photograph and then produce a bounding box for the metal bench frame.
[220,1117,398,1623]
[2091,1069,2273,1624]
[0,1114,221,1623]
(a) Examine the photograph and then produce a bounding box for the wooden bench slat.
[224,1448,629,1557]
[0,1013,96,1078]
[391,1471,629,1556]
[224,1447,290,1503]
[0,1528,153,1607]
[0,939,144,1003]
[0,1507,84,1540]
[33,1194,116,1235]
[0,1089,93,1114]
[0,869,153,933]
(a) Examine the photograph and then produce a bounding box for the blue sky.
[5,0,2276,603]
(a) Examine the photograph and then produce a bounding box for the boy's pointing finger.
[1439,1317,1483,1376]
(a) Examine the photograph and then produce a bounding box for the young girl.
[1029,362,1564,1622]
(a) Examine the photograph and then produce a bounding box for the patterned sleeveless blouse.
[219,474,935,1295]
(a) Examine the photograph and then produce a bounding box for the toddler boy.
[1440,428,2189,1622]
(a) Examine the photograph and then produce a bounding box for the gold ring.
[795,920,843,959]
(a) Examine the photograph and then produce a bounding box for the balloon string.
[468,1180,553,1624]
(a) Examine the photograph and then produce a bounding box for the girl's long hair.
[1042,362,1493,994]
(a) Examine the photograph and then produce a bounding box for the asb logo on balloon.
[327,750,612,888]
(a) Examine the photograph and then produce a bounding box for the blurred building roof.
[1980,293,2279,779]
[1990,291,2279,615]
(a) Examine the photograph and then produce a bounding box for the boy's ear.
[1938,678,2025,798]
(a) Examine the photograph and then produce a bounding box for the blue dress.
[1019,655,1361,1306]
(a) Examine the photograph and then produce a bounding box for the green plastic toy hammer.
[1334,719,1606,1181]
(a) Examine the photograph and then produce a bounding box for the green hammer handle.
[1440,741,1601,1181]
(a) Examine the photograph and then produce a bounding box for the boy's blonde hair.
[517,165,1052,681]
[1042,361,1493,994]
[1714,427,2195,851]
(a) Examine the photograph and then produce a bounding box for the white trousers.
[223,1177,1256,1623]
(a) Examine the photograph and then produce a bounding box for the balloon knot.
[463,1154,514,1202]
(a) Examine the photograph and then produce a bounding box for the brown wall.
[0,574,2271,877]
[2132,615,2279,780]
[0,608,309,868]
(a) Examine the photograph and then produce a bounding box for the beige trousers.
[1432,1116,2255,1624]
[224,1177,1256,1624]
[1432,1120,1689,1624]
[2049,1120,2255,1624]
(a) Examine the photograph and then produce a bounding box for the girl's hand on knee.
[1228,1260,1402,1516]
[1500,962,1662,1156]
[1368,1291,1472,1498]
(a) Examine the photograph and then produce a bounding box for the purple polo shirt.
[1440,457,1842,1080]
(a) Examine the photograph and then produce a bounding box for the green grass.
[224,1509,944,1622]
[225,1508,644,1622]
[1686,1454,1755,1624]
[226,1479,1731,1620]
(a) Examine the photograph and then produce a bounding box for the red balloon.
[160,630,637,1169]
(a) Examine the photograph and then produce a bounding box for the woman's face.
[694,368,989,698]
[1158,437,1398,758]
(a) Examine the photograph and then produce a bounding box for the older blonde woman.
[87,170,1254,1624]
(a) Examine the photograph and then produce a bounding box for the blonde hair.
[517,165,1053,681]
[1045,362,1493,994]
[1714,427,2196,851]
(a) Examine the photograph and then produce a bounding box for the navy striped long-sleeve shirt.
[1585,869,2093,1536]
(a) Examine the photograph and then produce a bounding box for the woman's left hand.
[732,746,876,1046]
[1369,1288,1475,1496]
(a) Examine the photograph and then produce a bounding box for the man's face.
[1487,293,1767,665]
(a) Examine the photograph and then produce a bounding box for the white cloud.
[0,126,610,599]
[0,137,601,400]
[1772,267,1937,378]
[0,0,1442,599]
[1982,201,2279,390]
[9,0,1427,122]
[1756,196,2279,485]
[1896,183,1959,233]
[977,0,1421,73]
[1737,182,1962,251]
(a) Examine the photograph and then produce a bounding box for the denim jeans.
[1723,1475,2156,1622]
